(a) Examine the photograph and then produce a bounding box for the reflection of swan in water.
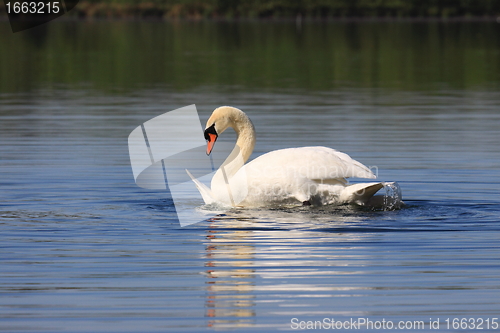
[205,220,256,329]
[190,106,402,208]
[202,211,372,330]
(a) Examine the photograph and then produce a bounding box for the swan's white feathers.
[340,182,384,205]
[244,146,376,181]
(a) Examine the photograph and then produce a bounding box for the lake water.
[1,20,500,332]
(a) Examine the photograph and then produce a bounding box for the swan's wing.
[246,146,376,181]
[185,169,215,204]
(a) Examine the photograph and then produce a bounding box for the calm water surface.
[1,20,500,332]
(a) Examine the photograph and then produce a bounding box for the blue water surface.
[1,87,500,332]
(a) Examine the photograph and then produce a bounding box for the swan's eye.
[204,123,217,141]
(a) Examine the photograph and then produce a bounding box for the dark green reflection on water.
[1,20,499,93]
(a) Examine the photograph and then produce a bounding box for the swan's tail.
[340,182,384,205]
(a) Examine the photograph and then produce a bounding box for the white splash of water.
[382,182,404,210]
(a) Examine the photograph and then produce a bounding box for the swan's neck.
[234,116,255,163]
[233,115,256,164]
[215,109,255,181]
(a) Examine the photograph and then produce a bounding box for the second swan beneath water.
[188,106,402,208]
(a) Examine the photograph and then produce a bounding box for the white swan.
[189,106,389,208]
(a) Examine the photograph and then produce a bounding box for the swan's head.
[204,106,242,155]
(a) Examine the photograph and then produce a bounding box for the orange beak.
[206,133,217,155]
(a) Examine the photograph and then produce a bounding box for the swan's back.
[245,146,375,181]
